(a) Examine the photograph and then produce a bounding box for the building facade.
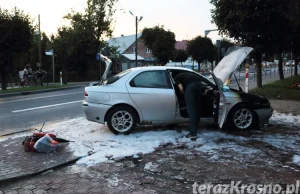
[107,34,157,71]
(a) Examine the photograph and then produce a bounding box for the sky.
[0,0,225,42]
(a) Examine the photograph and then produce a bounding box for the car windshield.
[103,69,131,84]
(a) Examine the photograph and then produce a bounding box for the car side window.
[168,70,216,89]
[130,71,170,88]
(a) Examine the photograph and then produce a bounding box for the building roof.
[108,34,142,54]
[122,54,144,61]
[175,40,188,50]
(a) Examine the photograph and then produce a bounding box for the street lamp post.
[129,11,143,67]
[204,29,218,37]
[45,49,55,83]
[38,14,42,67]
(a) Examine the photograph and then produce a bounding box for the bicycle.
[7,72,25,89]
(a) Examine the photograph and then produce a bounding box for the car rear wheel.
[228,105,256,130]
[107,106,137,134]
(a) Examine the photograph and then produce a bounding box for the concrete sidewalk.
[0,137,81,183]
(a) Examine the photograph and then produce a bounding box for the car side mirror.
[222,85,230,92]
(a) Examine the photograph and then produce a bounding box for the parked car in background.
[82,47,273,134]
[285,60,295,66]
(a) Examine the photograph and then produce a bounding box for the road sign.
[96,53,101,61]
[216,40,221,48]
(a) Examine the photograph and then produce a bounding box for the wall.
[123,37,153,59]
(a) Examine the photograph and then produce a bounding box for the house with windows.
[107,34,156,71]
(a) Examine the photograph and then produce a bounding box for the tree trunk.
[254,53,262,88]
[1,68,7,90]
[278,53,284,80]
[197,62,200,72]
[294,53,298,76]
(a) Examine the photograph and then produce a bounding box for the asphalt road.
[0,86,86,135]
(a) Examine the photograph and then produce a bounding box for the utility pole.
[52,51,55,83]
[291,41,293,77]
[38,14,42,67]
[129,11,143,68]
[135,16,138,67]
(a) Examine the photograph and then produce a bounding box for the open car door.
[211,72,227,128]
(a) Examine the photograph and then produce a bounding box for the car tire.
[107,106,137,135]
[227,105,256,130]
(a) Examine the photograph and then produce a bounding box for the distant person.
[36,63,47,86]
[27,63,33,75]
[36,63,47,75]
[23,65,29,86]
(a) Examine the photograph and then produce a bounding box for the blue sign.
[96,53,101,61]
[103,48,110,56]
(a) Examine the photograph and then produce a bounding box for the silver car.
[82,47,273,134]
[285,60,295,67]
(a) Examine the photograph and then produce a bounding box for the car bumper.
[82,101,112,124]
[254,107,273,125]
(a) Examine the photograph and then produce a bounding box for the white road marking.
[12,100,82,113]
[0,92,82,104]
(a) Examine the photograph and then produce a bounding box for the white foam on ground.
[293,155,300,166]
[270,111,300,126]
[1,111,299,166]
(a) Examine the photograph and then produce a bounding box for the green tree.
[210,0,291,87]
[27,32,51,71]
[51,0,117,82]
[175,49,189,66]
[187,36,216,71]
[0,7,34,90]
[142,26,176,65]
[220,39,236,53]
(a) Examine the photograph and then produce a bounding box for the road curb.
[0,157,81,184]
[0,85,84,98]
[0,128,35,137]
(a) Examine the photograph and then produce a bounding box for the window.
[103,70,131,84]
[130,71,170,88]
[146,48,151,53]
[132,47,136,53]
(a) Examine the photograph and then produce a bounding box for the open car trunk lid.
[99,54,112,84]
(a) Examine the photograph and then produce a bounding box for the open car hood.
[213,47,253,85]
[99,54,112,83]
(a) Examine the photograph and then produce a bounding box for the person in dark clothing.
[174,72,204,140]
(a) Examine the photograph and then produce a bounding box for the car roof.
[129,66,195,72]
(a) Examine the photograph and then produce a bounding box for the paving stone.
[19,190,33,194]
[35,184,50,191]
[88,188,103,193]
[33,190,47,194]
[0,137,80,182]
[62,189,73,194]
[75,188,89,193]
[4,191,18,194]
[60,184,74,190]
[22,185,35,190]
[49,184,61,190]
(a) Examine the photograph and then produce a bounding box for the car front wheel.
[228,105,256,130]
[107,106,137,134]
